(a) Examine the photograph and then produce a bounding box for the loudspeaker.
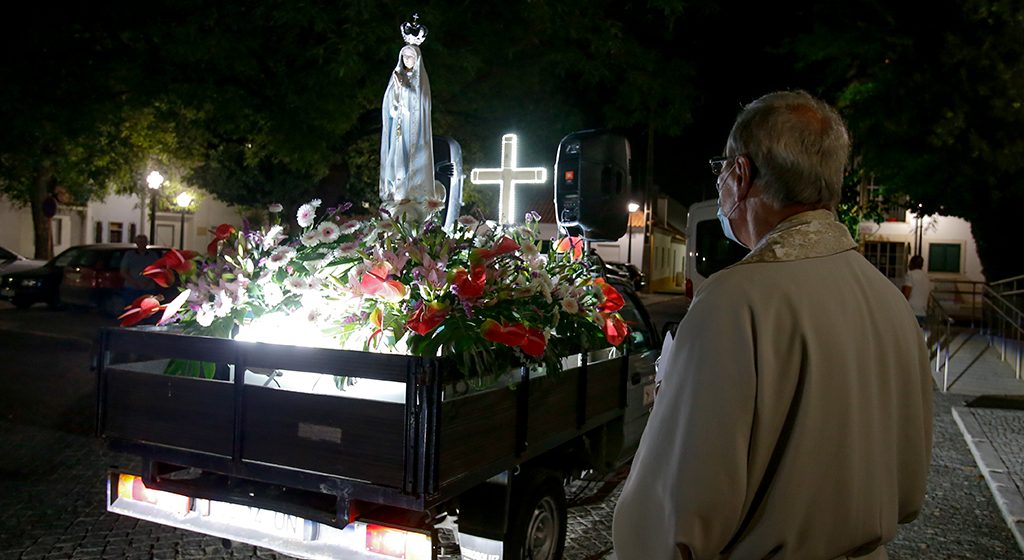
[554,130,631,242]
[433,135,464,229]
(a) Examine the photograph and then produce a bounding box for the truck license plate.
[201,501,319,541]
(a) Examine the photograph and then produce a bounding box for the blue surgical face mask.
[716,162,743,246]
[717,203,740,245]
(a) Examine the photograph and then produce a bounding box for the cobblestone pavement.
[969,407,1024,512]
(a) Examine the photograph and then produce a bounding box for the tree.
[0,3,178,258]
[788,0,1024,280]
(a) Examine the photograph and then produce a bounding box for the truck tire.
[504,470,567,560]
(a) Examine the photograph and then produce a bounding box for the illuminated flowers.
[480,319,547,358]
[451,265,486,299]
[407,301,449,335]
[555,236,585,260]
[594,278,625,312]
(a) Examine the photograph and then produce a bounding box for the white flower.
[560,297,579,314]
[376,219,396,233]
[284,277,309,292]
[339,220,360,234]
[266,246,296,270]
[337,241,360,257]
[525,211,542,224]
[196,303,216,327]
[262,283,284,306]
[268,203,283,213]
[521,240,539,257]
[317,221,340,243]
[309,198,322,208]
[262,225,284,250]
[297,203,318,228]
[457,215,478,230]
[212,290,234,317]
[425,198,446,213]
[305,306,323,324]
[300,230,320,247]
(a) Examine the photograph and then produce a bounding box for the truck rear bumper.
[106,471,434,560]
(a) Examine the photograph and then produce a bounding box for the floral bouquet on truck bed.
[123,198,629,379]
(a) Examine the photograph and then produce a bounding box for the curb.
[952,406,1024,554]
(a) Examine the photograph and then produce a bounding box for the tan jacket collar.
[736,209,856,265]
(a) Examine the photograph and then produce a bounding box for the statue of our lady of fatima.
[379,15,446,205]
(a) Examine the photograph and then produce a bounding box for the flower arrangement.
[123,198,629,380]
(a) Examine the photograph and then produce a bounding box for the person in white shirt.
[901,255,932,326]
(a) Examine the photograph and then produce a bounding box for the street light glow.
[175,192,193,208]
[146,171,165,190]
[627,202,640,213]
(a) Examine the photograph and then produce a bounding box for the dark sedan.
[0,246,85,309]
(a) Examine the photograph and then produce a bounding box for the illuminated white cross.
[470,133,548,225]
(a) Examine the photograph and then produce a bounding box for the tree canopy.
[2,0,1021,280]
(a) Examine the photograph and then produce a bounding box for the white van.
[684,199,749,299]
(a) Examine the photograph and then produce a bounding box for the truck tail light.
[116,474,191,514]
[364,523,431,560]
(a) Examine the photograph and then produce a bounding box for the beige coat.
[613,210,933,560]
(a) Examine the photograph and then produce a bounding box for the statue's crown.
[401,14,427,46]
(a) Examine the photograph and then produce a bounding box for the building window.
[94,221,103,243]
[928,243,962,274]
[109,222,124,243]
[862,241,909,282]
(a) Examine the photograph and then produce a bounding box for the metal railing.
[982,275,1024,380]
[925,293,956,391]
[923,274,1024,390]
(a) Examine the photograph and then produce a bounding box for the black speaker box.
[554,130,631,242]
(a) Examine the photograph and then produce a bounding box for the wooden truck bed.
[97,326,627,522]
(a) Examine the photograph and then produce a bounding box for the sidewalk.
[941,329,1024,553]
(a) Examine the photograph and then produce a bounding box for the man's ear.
[734,155,755,201]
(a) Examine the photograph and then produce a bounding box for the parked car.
[606,261,646,291]
[0,245,45,275]
[59,244,171,316]
[0,246,87,309]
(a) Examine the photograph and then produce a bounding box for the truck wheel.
[504,471,567,560]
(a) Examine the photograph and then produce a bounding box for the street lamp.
[175,191,193,250]
[146,171,165,242]
[627,201,640,265]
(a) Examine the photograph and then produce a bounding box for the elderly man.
[613,91,932,560]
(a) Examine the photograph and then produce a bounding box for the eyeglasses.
[709,156,732,176]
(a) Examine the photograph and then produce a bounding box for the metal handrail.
[930,279,985,327]
[990,274,1024,297]
[925,293,955,391]
[981,284,1024,380]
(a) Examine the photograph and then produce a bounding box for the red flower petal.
[520,327,547,358]
[213,224,236,240]
[555,236,584,260]
[596,279,625,312]
[601,314,629,346]
[481,319,528,348]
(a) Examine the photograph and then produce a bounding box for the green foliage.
[787,0,1024,279]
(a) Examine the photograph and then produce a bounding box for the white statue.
[380,17,445,205]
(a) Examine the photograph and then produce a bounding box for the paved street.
[0,301,1022,559]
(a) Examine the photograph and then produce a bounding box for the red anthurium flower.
[162,249,198,273]
[520,327,547,358]
[360,264,407,302]
[451,265,486,299]
[472,236,520,263]
[600,313,629,346]
[206,224,237,256]
[118,295,165,327]
[555,236,584,260]
[595,278,625,312]
[213,224,236,240]
[481,319,546,357]
[141,264,176,288]
[407,301,450,335]
[481,319,528,348]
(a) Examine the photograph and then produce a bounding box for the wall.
[860,211,984,282]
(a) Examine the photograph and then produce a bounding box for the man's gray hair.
[726,90,850,210]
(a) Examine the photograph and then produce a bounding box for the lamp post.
[627,201,640,265]
[146,171,165,242]
[175,191,193,250]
